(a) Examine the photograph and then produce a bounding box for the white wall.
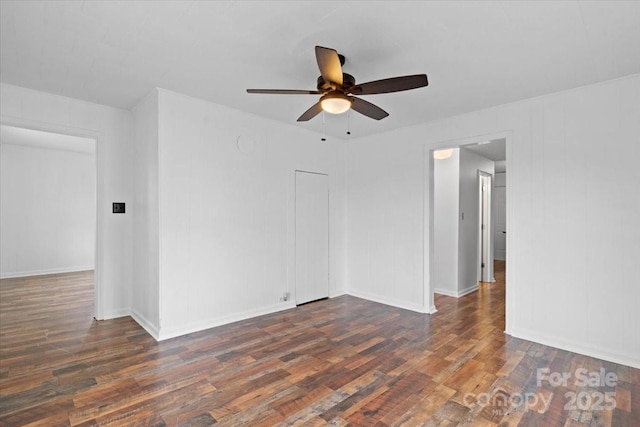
[131,89,160,335]
[154,89,346,340]
[0,142,95,277]
[345,134,426,312]
[433,148,460,296]
[458,148,494,293]
[346,74,640,368]
[0,83,134,319]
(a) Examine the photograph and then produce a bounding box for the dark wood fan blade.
[349,74,428,95]
[297,102,323,122]
[351,97,389,120]
[315,46,343,86]
[247,89,322,94]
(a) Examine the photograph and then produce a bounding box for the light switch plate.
[112,202,125,214]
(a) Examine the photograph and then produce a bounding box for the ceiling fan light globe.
[320,93,352,114]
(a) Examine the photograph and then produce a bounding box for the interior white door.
[295,171,329,305]
[493,172,506,260]
[479,172,494,282]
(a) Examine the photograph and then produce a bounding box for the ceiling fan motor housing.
[316,73,356,92]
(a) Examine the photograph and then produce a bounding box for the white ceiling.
[1,1,639,139]
[0,125,96,154]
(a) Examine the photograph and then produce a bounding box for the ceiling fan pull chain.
[321,111,327,141]
[346,110,351,135]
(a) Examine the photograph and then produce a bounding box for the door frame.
[0,115,104,319]
[477,170,494,283]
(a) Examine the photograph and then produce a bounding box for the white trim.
[157,88,165,340]
[131,309,160,340]
[0,266,94,279]
[422,144,434,317]
[477,170,494,284]
[457,284,479,297]
[102,307,131,320]
[508,328,640,370]
[503,132,514,335]
[329,289,347,298]
[433,288,458,297]
[347,288,427,314]
[155,302,296,341]
[434,284,479,298]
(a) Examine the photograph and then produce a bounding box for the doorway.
[294,170,329,305]
[0,124,98,315]
[427,133,510,330]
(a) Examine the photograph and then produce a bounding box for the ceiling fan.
[247,46,428,122]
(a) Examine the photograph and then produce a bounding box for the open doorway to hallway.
[0,125,97,316]
[429,136,508,323]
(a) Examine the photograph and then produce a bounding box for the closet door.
[295,171,329,305]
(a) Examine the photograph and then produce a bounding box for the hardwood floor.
[1,264,638,426]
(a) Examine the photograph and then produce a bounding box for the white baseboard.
[0,266,94,279]
[101,307,131,320]
[126,289,428,342]
[458,284,479,297]
[434,284,479,298]
[434,288,457,297]
[329,289,347,298]
[347,288,427,314]
[131,309,160,340]
[156,301,296,341]
[508,327,640,370]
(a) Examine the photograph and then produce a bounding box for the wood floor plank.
[1,263,638,425]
